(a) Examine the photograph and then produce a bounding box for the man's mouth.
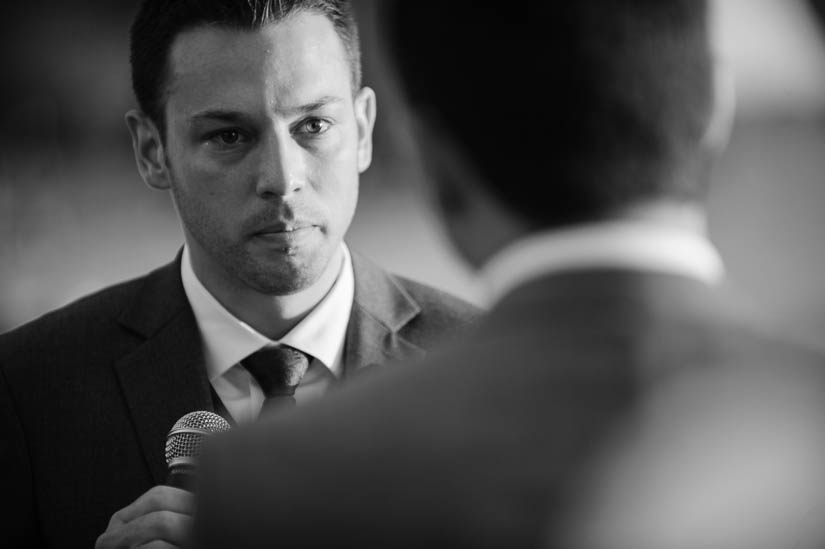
[253,221,314,235]
[251,223,317,250]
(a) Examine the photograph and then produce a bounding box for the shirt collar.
[181,244,354,382]
[479,219,725,307]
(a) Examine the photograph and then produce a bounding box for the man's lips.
[250,224,317,248]
[252,223,315,236]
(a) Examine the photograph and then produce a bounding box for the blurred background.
[1,0,825,347]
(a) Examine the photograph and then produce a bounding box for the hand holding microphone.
[95,411,230,549]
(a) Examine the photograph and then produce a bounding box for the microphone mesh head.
[165,410,231,468]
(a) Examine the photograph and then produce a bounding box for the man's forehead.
[168,13,348,75]
[164,14,352,115]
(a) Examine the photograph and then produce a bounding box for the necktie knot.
[242,346,310,406]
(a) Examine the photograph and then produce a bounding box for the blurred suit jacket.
[194,268,825,549]
[0,251,478,549]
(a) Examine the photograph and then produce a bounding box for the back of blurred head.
[387,0,719,267]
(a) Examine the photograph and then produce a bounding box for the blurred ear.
[411,111,527,268]
[412,112,476,220]
[354,86,377,173]
[701,59,736,157]
[125,110,172,190]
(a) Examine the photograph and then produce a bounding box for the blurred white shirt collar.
[479,220,724,306]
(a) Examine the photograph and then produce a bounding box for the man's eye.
[297,119,331,135]
[206,129,248,147]
[218,130,240,144]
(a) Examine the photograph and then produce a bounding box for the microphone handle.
[166,464,197,492]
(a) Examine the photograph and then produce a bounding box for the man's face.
[160,12,374,295]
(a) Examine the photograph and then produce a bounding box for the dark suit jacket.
[194,269,825,549]
[0,251,478,548]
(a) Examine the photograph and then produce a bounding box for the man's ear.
[411,111,529,269]
[353,86,377,174]
[125,110,172,190]
[413,112,477,219]
[701,59,736,157]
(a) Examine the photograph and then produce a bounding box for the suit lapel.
[343,252,426,378]
[114,256,214,484]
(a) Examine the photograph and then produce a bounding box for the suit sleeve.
[0,364,44,547]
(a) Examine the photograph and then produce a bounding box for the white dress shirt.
[181,244,355,424]
[479,219,725,307]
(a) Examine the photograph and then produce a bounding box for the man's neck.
[188,246,344,340]
[468,198,708,271]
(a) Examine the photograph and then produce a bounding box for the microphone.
[164,410,231,491]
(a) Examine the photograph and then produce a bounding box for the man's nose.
[254,133,306,199]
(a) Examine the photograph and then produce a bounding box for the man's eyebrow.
[282,96,344,116]
[188,97,344,124]
[189,110,257,125]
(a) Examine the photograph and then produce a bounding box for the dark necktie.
[242,346,310,412]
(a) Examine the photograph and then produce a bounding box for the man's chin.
[239,253,330,296]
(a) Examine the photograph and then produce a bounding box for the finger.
[106,486,194,529]
[96,510,192,549]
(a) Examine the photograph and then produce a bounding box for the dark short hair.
[386,1,714,228]
[130,0,361,133]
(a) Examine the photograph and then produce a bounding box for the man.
[0,1,477,547]
[193,1,825,547]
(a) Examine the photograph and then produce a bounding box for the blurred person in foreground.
[192,1,825,547]
[564,2,825,548]
[0,1,478,547]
